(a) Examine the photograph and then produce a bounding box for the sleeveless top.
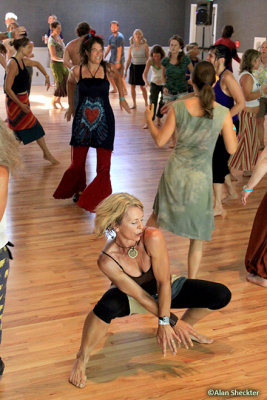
[214,69,237,122]
[5,57,29,94]
[102,230,157,295]
[70,63,115,150]
[131,44,146,65]
[151,62,163,85]
[239,71,260,107]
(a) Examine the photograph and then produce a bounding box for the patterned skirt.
[6,93,45,144]
[229,110,259,171]
[50,61,68,97]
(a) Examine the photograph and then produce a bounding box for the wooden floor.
[0,86,266,400]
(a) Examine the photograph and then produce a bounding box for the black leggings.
[93,279,231,324]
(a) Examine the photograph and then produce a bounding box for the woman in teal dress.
[145,61,238,278]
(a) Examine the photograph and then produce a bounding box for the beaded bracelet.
[243,185,253,193]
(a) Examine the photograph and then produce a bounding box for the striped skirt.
[6,93,45,144]
[229,110,259,171]
[0,245,10,344]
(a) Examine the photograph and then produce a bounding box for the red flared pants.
[53,146,112,212]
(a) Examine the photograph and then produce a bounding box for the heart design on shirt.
[85,107,100,123]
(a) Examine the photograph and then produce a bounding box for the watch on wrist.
[158,316,170,325]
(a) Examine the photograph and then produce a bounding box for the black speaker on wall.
[196,1,213,25]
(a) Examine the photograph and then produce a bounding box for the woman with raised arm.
[241,147,267,287]
[4,37,58,165]
[69,192,231,388]
[53,34,130,212]
[145,61,238,278]
[0,119,22,376]
[207,44,245,216]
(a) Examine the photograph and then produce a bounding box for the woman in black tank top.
[69,193,231,388]
[4,36,59,164]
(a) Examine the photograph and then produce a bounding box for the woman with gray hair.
[0,119,22,376]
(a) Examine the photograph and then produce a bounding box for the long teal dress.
[153,101,229,241]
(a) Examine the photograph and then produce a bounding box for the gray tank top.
[131,44,146,65]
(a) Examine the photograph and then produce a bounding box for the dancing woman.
[4,37,58,164]
[241,147,267,287]
[143,45,165,127]
[53,34,130,212]
[48,21,69,109]
[207,44,245,216]
[69,192,231,388]
[125,29,149,109]
[0,119,22,376]
[229,49,267,176]
[145,61,238,278]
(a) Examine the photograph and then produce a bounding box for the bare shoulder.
[7,57,17,70]
[143,227,165,252]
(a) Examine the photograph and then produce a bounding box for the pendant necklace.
[115,240,139,259]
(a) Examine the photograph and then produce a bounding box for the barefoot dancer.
[242,147,267,287]
[69,193,231,388]
[207,45,245,216]
[48,21,69,109]
[145,62,238,278]
[4,37,58,165]
[53,34,130,211]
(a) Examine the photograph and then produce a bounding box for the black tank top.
[9,57,30,94]
[102,232,158,295]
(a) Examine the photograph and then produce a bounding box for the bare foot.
[69,358,87,388]
[44,154,60,165]
[222,193,238,203]
[246,273,267,288]
[130,105,136,109]
[190,333,213,344]
[143,123,148,129]
[109,89,117,94]
[213,207,227,217]
[51,101,59,109]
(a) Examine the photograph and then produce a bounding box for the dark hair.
[75,22,90,37]
[222,25,234,38]
[168,35,185,64]
[0,44,7,54]
[10,36,30,50]
[110,20,119,26]
[240,49,260,74]
[80,35,105,66]
[150,44,165,59]
[211,44,232,67]
[50,21,60,30]
[192,61,216,119]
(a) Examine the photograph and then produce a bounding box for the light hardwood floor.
[0,86,266,400]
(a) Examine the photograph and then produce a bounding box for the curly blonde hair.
[94,193,144,237]
[0,119,22,175]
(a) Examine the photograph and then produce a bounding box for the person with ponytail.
[145,61,238,278]
[53,34,130,212]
